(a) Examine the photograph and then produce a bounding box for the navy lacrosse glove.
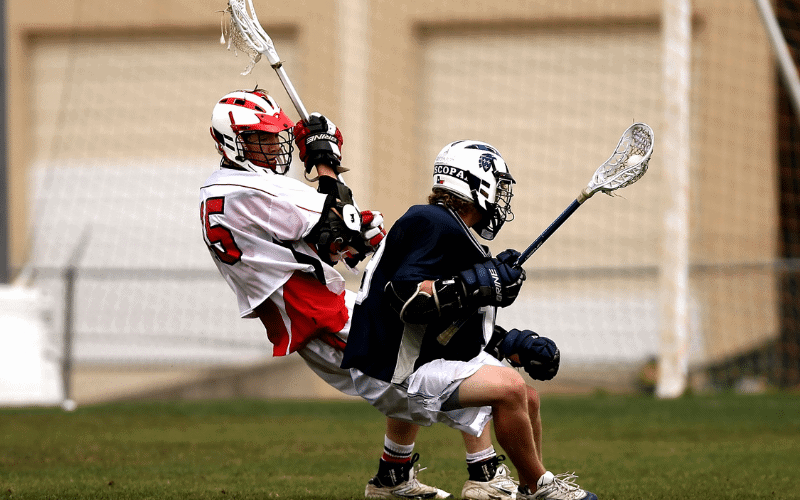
[495,248,522,266]
[459,253,525,308]
[499,328,560,381]
[293,113,344,174]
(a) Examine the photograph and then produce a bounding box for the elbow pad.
[317,176,354,205]
[384,278,468,324]
[305,193,360,265]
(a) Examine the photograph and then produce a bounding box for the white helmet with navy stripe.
[432,140,515,240]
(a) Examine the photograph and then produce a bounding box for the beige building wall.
[8,0,777,268]
[4,0,781,398]
[6,0,340,269]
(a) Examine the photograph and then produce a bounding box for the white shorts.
[351,350,503,436]
[298,337,360,397]
[299,338,496,436]
[297,290,499,436]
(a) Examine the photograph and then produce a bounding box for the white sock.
[465,446,496,464]
[383,435,414,462]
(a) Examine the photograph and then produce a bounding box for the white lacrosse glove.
[341,210,386,271]
[359,210,386,252]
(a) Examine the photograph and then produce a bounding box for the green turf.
[1,393,799,499]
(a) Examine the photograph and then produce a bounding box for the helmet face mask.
[236,129,294,172]
[475,171,514,239]
[432,140,516,240]
[210,89,295,175]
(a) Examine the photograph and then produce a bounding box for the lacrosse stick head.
[222,0,281,75]
[582,122,654,201]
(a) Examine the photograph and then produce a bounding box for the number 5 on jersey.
[201,196,242,265]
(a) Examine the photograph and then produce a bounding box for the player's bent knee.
[459,365,526,407]
[493,367,527,405]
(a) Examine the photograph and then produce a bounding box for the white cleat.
[365,454,453,499]
[518,471,597,500]
[461,462,518,500]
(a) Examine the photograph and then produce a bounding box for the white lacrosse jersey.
[199,167,346,320]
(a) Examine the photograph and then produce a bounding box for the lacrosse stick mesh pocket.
[221,1,262,75]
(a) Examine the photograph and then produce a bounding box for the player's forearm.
[314,163,338,179]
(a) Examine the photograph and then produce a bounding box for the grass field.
[1,392,799,500]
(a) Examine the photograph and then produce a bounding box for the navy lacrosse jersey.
[341,203,495,383]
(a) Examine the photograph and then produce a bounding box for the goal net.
[19,0,800,397]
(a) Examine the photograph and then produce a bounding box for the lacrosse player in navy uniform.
[201,88,451,499]
[342,140,598,500]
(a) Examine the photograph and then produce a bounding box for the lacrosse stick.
[222,0,366,269]
[222,0,355,185]
[223,0,309,121]
[437,122,654,345]
[513,122,653,266]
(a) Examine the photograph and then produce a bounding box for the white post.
[337,0,371,206]
[0,286,62,407]
[658,0,692,398]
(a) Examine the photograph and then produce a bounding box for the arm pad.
[317,176,354,204]
[384,252,527,324]
[385,278,468,324]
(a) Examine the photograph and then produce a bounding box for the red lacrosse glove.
[293,112,344,174]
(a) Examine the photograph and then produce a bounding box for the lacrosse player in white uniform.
[200,88,451,499]
[342,141,599,500]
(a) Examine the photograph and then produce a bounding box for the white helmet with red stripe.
[210,88,295,174]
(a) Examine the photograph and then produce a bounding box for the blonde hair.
[428,188,474,217]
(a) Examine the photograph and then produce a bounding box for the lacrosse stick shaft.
[270,63,353,193]
[437,197,583,346]
[257,30,356,202]
[273,64,309,122]
[515,198,584,266]
[271,59,355,196]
